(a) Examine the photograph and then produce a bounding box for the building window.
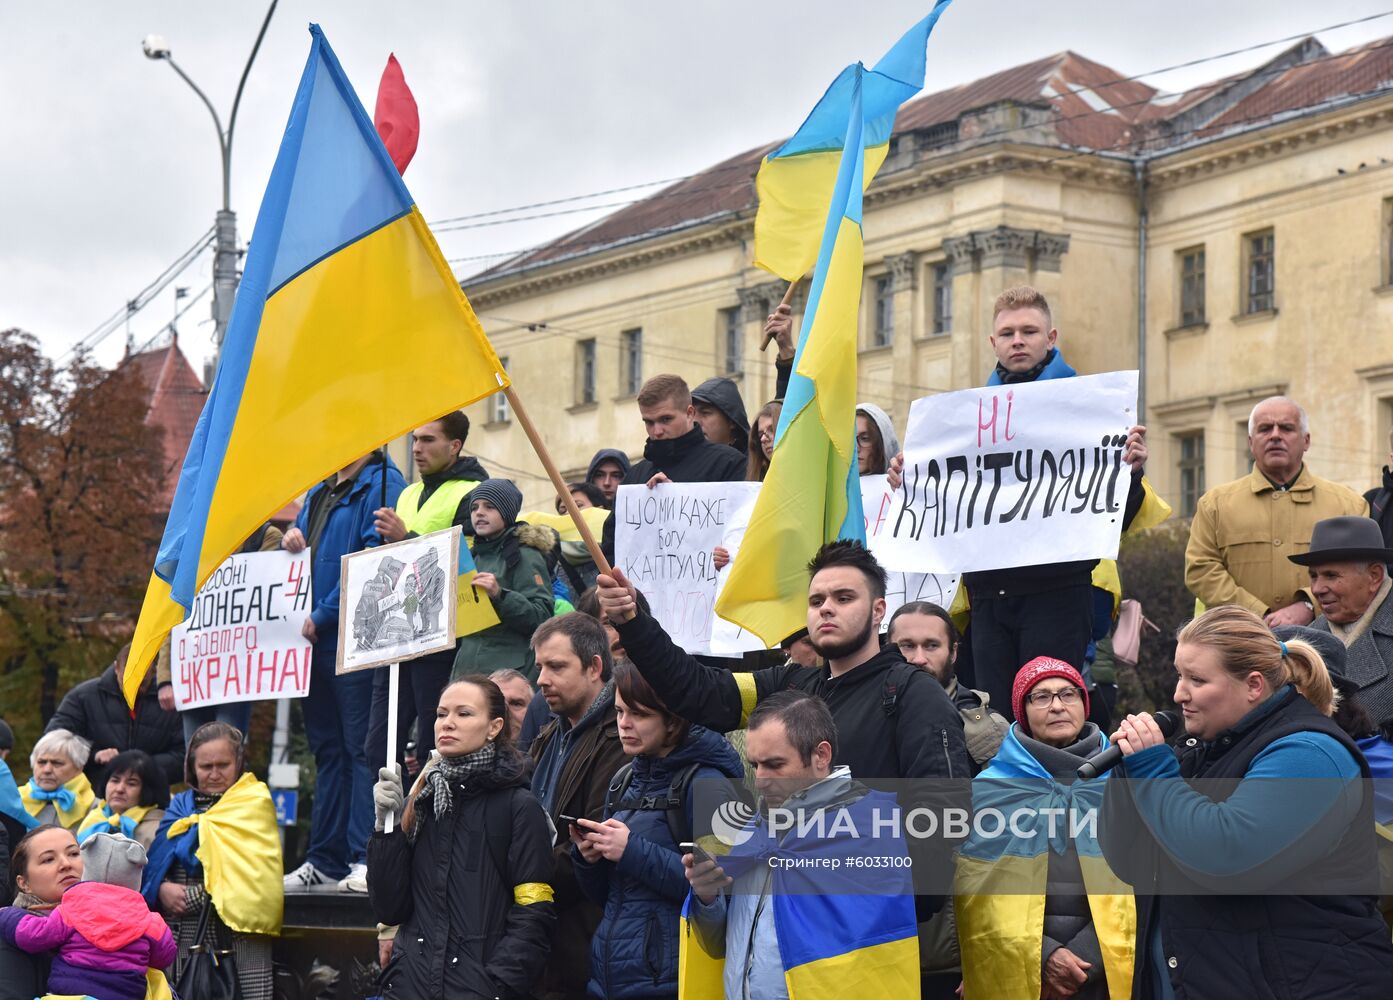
[621,328,643,397]
[1238,420,1255,475]
[1178,247,1205,326]
[491,357,510,422]
[576,339,596,405]
[722,307,743,375]
[1244,229,1275,314]
[931,264,952,335]
[1176,431,1205,517]
[1384,198,1393,287]
[872,275,894,347]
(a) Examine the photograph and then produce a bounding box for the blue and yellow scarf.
[19,772,95,829]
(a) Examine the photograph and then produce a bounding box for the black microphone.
[1076,711,1181,780]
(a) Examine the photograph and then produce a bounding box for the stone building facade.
[454,36,1393,514]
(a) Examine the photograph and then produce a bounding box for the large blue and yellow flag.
[715,2,954,645]
[125,25,507,703]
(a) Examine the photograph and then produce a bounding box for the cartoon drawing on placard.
[338,526,459,673]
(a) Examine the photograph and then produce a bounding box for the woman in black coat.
[369,676,555,1000]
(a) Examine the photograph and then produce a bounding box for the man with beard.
[598,539,969,934]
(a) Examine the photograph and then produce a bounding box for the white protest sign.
[709,492,770,655]
[860,475,959,628]
[337,526,461,674]
[879,370,1139,574]
[615,481,764,654]
[171,549,313,710]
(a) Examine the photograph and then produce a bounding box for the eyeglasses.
[1025,687,1083,708]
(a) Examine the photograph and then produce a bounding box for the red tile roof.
[122,337,205,510]
[470,34,1393,282]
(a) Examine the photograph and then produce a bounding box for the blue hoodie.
[293,454,406,648]
[572,725,744,999]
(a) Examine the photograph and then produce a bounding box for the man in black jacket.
[598,539,970,920]
[1367,426,1393,556]
[45,645,183,789]
[691,376,751,452]
[599,374,746,562]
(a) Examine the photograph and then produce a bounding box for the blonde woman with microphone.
[1101,605,1393,999]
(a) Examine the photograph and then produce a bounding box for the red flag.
[374,53,419,175]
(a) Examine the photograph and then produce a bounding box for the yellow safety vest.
[396,477,478,535]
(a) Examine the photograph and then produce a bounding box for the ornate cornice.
[1147,93,1393,188]
[885,251,918,291]
[739,280,784,323]
[941,225,1071,273]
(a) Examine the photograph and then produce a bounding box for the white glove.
[374,765,404,832]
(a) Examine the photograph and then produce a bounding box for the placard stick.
[759,278,801,351]
[502,384,613,577]
[383,661,400,834]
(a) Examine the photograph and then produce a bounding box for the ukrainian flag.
[716,3,954,646]
[680,786,920,997]
[955,727,1136,999]
[125,25,507,703]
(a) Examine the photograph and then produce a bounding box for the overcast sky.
[4,0,1391,374]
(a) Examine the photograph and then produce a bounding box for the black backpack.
[604,761,703,845]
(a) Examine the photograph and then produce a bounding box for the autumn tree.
[0,328,165,755]
[1115,516,1193,716]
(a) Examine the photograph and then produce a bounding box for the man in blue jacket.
[890,286,1157,722]
[282,450,404,893]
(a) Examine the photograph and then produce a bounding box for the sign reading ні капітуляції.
[877,370,1140,575]
[170,548,313,710]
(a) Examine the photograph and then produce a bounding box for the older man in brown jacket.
[1185,396,1367,626]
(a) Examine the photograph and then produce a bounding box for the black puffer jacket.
[1365,466,1393,556]
[600,425,746,561]
[0,897,47,1000]
[368,751,556,1000]
[45,664,183,788]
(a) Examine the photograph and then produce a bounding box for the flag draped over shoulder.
[125,24,507,704]
[715,2,954,646]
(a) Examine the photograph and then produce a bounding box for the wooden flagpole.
[503,384,614,577]
[759,278,801,351]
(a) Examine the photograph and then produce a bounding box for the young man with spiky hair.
[598,538,969,790]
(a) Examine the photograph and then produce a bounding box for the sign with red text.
[616,482,765,654]
[171,549,313,709]
[880,371,1140,574]
[860,475,959,626]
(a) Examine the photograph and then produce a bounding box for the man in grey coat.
[1291,515,1393,729]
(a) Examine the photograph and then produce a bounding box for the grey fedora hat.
[1288,516,1393,566]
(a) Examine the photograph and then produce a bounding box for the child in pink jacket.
[0,831,175,1000]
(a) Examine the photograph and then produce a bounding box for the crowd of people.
[1,283,1392,998]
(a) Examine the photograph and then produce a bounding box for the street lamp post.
[142,1,278,364]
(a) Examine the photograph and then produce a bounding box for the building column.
[739,280,787,402]
[884,251,919,417]
[941,226,1070,385]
